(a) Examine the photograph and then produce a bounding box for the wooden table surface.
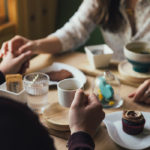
[27,52,150,150]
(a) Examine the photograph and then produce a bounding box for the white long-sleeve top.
[50,0,150,61]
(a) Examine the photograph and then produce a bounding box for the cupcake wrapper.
[122,118,145,126]
[122,119,145,135]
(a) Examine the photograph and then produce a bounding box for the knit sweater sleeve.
[49,0,99,52]
[68,131,95,150]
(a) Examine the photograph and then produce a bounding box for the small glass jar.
[95,71,123,108]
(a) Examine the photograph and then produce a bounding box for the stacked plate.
[118,61,150,86]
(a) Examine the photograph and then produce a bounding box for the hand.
[0,35,30,58]
[69,89,105,137]
[0,35,62,57]
[0,50,32,75]
[129,79,150,104]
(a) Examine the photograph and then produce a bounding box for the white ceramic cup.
[57,78,83,107]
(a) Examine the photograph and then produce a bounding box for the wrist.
[71,127,93,137]
[31,40,41,54]
[33,38,49,54]
[68,131,95,149]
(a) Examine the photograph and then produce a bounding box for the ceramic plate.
[39,62,87,86]
[104,111,150,150]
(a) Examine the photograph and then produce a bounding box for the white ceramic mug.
[57,78,83,107]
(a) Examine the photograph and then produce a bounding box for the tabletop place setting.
[2,0,150,149]
[0,42,150,150]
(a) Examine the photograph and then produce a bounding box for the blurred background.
[0,0,104,52]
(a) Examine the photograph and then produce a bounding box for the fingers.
[18,41,34,54]
[138,87,150,104]
[0,35,27,57]
[0,41,8,58]
[19,61,30,74]
[24,61,30,68]
[15,51,32,64]
[71,89,86,108]
[86,93,102,110]
[139,91,150,103]
[88,93,101,105]
[8,35,26,55]
[99,110,105,121]
[133,80,150,102]
[128,80,150,104]
[128,92,136,98]
[88,93,105,120]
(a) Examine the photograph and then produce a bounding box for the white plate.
[39,62,87,86]
[104,111,150,150]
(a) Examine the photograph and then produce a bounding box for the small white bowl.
[0,82,26,103]
[85,44,114,69]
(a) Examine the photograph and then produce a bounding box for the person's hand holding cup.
[69,89,105,137]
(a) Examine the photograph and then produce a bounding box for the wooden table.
[27,52,150,150]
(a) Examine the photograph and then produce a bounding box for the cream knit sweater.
[51,0,150,61]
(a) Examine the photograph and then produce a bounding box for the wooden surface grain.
[27,52,150,150]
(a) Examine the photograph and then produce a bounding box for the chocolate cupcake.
[122,110,145,135]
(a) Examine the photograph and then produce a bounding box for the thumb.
[88,93,100,104]
[128,92,136,98]
[0,41,8,58]
[71,89,85,108]
[15,51,32,63]
[18,42,34,54]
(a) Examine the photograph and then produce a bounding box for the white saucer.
[39,62,87,86]
[118,60,150,83]
[104,111,150,150]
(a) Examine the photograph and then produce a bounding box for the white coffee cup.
[57,78,83,107]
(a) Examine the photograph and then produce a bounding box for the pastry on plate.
[122,110,145,135]
[46,69,73,82]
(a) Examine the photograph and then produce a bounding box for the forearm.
[34,36,62,54]
[35,0,97,54]
[50,0,97,52]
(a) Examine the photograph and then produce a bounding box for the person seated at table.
[0,89,105,150]
[129,79,150,104]
[0,46,32,84]
[1,0,150,61]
